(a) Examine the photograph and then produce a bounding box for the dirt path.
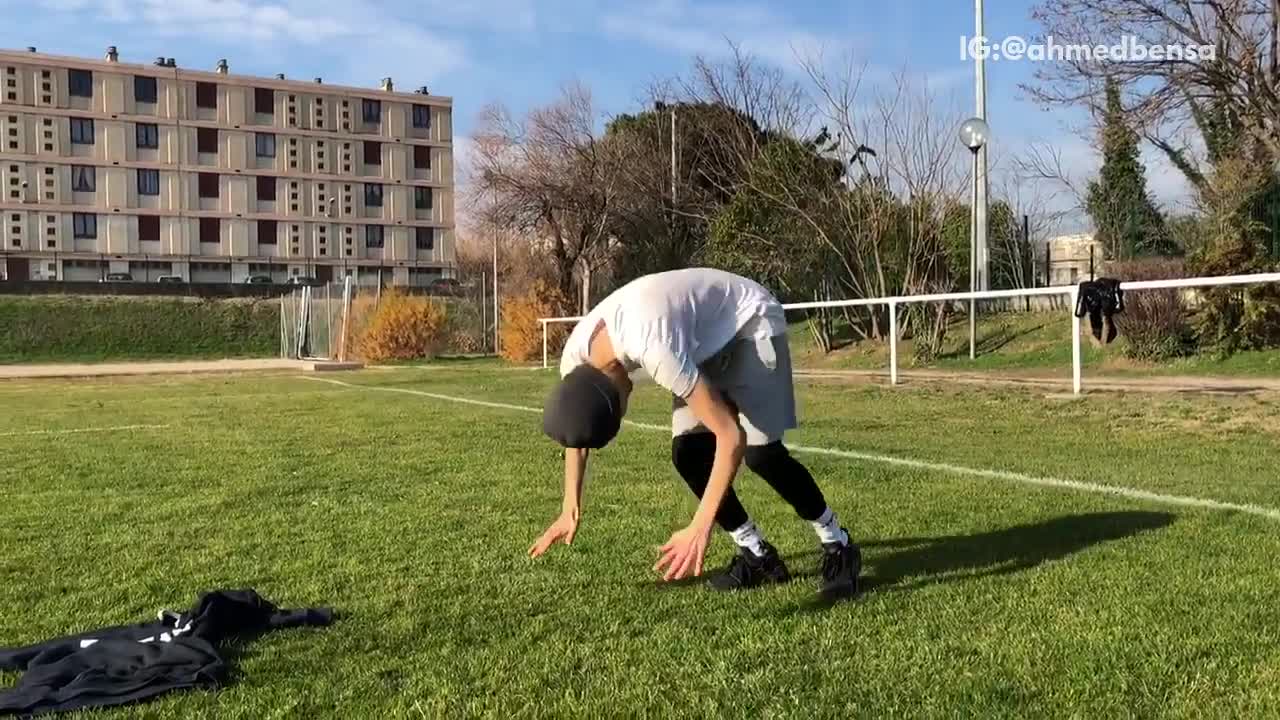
[794,368,1280,395]
[0,358,360,379]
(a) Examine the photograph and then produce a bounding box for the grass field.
[0,296,279,365]
[3,367,1280,718]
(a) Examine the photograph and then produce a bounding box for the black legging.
[671,433,828,532]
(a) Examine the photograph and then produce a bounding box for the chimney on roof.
[106,46,119,62]
[215,59,228,74]
[381,77,393,92]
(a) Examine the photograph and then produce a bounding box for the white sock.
[812,508,849,546]
[730,521,768,557]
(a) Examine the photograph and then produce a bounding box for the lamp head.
[959,117,990,152]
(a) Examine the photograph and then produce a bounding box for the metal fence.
[280,275,496,361]
[538,272,1280,395]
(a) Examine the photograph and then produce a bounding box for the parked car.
[156,275,184,284]
[286,276,322,287]
[429,278,462,295]
[101,272,133,282]
[244,274,273,285]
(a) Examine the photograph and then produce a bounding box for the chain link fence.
[280,274,496,361]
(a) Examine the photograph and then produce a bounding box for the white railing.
[538,272,1280,395]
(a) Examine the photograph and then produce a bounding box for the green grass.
[0,296,280,364]
[3,368,1280,717]
[790,310,1280,377]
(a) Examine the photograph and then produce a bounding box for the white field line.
[0,424,170,438]
[299,377,1280,522]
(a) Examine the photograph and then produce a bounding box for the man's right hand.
[528,508,580,558]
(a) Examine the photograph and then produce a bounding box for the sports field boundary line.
[299,376,1280,523]
[0,424,171,438]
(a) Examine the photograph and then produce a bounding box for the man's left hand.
[654,523,713,582]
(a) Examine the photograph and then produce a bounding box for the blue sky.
[5,0,1195,225]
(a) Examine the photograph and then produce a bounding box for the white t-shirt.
[559,268,788,398]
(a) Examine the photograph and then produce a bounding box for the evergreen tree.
[1085,78,1171,258]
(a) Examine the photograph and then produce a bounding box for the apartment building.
[0,46,454,286]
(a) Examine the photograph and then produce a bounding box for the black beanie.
[543,364,623,449]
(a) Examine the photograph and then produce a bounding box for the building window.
[68,69,93,98]
[134,76,157,104]
[70,118,94,144]
[198,172,219,198]
[72,213,96,239]
[364,141,381,166]
[136,122,159,149]
[365,224,384,248]
[199,217,220,244]
[362,99,380,125]
[414,145,431,169]
[415,227,434,250]
[138,215,160,241]
[255,132,276,158]
[255,88,274,115]
[71,165,95,193]
[256,175,276,202]
[412,104,431,129]
[196,81,217,109]
[137,168,160,196]
[414,187,432,210]
[197,127,218,154]
[365,183,383,207]
[258,219,277,244]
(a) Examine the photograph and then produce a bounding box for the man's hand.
[653,522,713,581]
[529,508,580,558]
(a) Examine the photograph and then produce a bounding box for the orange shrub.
[500,280,571,363]
[354,290,448,362]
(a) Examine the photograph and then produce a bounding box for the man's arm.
[653,376,745,580]
[682,379,746,528]
[529,448,589,558]
[562,447,588,515]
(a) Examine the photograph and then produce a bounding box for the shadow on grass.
[632,512,1175,606]
[784,510,1176,613]
[939,321,1049,360]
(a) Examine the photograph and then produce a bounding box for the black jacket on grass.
[0,589,333,717]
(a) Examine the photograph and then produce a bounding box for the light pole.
[322,197,336,283]
[973,0,990,292]
[959,117,990,361]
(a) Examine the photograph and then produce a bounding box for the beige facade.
[1045,233,1102,286]
[0,47,454,286]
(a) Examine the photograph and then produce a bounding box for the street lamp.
[959,117,989,360]
[321,197,336,283]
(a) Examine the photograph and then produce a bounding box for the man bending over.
[530,267,861,598]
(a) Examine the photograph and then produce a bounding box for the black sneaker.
[709,543,791,591]
[819,532,862,599]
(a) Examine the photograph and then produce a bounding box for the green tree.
[602,102,773,283]
[1085,78,1171,259]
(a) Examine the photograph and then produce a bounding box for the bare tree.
[468,83,620,305]
[1026,0,1280,167]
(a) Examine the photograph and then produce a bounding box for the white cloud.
[598,0,852,71]
[30,0,469,82]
